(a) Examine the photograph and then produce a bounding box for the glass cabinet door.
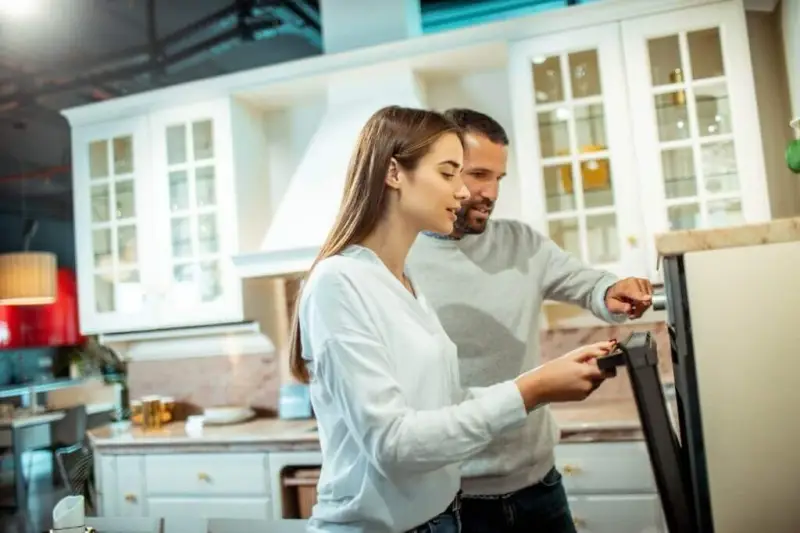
[150,102,239,327]
[164,119,223,306]
[509,24,647,278]
[622,3,771,248]
[73,119,153,333]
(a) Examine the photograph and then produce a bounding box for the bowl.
[202,406,255,425]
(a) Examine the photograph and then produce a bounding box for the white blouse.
[300,245,527,533]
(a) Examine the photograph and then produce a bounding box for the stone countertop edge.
[88,403,646,453]
[655,216,800,257]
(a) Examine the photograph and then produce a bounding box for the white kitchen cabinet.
[569,494,663,533]
[72,118,158,333]
[147,100,243,329]
[509,0,770,281]
[509,23,647,279]
[556,441,665,532]
[94,445,659,528]
[70,99,245,334]
[143,453,268,496]
[95,454,147,517]
[95,451,273,521]
[622,2,770,276]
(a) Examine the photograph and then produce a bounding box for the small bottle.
[28,385,39,413]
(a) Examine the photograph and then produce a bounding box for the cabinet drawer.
[147,496,271,520]
[144,453,268,496]
[102,456,147,517]
[556,442,655,493]
[568,494,662,533]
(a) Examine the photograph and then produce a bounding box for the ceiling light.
[0,0,38,18]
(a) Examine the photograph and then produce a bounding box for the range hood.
[99,321,274,361]
[233,0,426,279]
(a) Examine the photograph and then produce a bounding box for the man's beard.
[453,199,494,236]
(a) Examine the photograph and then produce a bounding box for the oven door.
[661,256,714,533]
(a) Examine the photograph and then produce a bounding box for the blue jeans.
[460,467,577,533]
[406,495,462,533]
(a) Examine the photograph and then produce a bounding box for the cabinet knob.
[562,464,581,475]
[198,472,211,482]
[124,493,137,503]
[627,235,639,247]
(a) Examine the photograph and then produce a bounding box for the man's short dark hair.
[443,108,509,146]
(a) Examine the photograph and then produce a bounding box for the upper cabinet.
[67,0,776,334]
[72,118,155,333]
[509,1,770,280]
[622,3,771,260]
[148,102,243,329]
[71,99,245,335]
[509,23,646,279]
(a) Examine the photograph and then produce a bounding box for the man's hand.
[605,278,653,319]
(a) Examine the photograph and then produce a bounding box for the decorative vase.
[786,118,800,174]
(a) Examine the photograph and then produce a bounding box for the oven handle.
[652,288,667,311]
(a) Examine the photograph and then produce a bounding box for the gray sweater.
[407,219,622,495]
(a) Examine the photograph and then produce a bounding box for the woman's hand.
[515,341,614,411]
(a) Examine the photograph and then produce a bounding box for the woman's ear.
[385,158,402,190]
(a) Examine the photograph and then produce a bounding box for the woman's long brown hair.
[289,105,463,383]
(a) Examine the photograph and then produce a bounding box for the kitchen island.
[88,398,666,531]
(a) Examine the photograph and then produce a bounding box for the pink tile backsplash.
[127,353,281,411]
[126,321,670,412]
[540,321,672,402]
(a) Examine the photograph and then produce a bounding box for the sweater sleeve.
[303,268,528,476]
[532,228,627,324]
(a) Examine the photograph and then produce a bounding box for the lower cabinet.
[556,441,665,532]
[95,442,665,531]
[95,452,273,521]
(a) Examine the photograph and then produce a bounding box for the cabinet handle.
[198,472,211,482]
[124,493,137,503]
[562,464,582,475]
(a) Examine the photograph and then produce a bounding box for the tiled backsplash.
[127,321,670,412]
[541,321,671,402]
[127,352,281,412]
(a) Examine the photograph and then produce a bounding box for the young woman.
[290,106,612,533]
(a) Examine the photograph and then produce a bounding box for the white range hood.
[233,0,426,279]
[99,321,275,361]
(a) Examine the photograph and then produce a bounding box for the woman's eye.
[441,172,455,179]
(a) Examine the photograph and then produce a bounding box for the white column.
[782,0,800,117]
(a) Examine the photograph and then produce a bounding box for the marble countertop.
[89,399,645,454]
[655,216,800,256]
[551,400,643,442]
[89,417,322,453]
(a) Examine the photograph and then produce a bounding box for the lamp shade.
[0,251,57,305]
